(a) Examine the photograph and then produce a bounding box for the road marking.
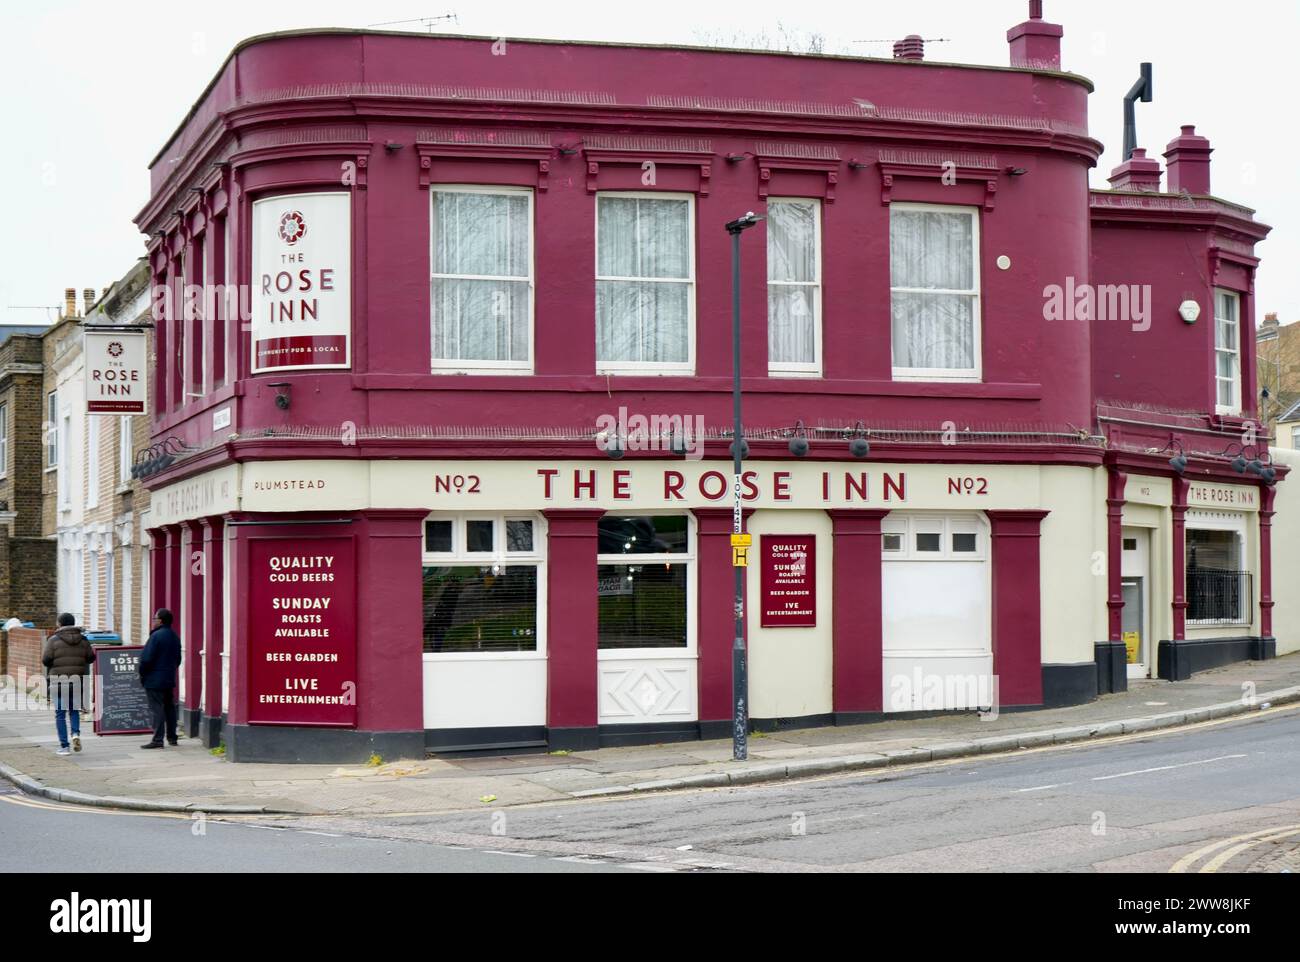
[1200,827,1300,873]
[1091,754,1246,782]
[1171,822,1300,873]
[483,850,537,858]
[1016,783,1072,793]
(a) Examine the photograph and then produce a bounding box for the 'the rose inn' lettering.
[536,468,907,503]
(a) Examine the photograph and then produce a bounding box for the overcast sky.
[2,0,1295,326]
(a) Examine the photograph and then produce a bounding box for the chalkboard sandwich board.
[92,645,153,735]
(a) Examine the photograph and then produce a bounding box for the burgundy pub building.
[135,3,1283,762]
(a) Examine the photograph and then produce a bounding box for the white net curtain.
[890,207,977,374]
[431,189,531,364]
[767,199,819,367]
[596,195,692,366]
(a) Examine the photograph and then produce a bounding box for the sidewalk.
[3,656,1299,816]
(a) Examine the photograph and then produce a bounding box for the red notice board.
[247,536,357,727]
[760,535,816,628]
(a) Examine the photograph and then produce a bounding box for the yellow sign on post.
[733,547,749,567]
[730,534,752,548]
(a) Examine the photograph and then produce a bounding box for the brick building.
[39,268,154,641]
[1257,312,1300,444]
[0,325,56,626]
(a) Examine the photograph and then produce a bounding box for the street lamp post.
[725,211,763,761]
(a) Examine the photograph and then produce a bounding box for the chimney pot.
[83,288,96,315]
[1107,148,1163,192]
[1164,125,1213,195]
[1008,1,1063,69]
[893,35,925,60]
[64,288,77,318]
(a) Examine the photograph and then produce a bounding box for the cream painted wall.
[1269,448,1300,656]
[745,509,834,720]
[1039,466,1100,666]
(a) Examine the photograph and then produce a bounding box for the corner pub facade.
[135,3,1287,762]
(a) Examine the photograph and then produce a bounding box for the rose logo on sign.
[107,341,124,358]
[278,210,307,245]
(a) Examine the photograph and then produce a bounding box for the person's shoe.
[141,742,164,750]
[167,739,179,747]
[71,735,81,753]
[56,747,71,756]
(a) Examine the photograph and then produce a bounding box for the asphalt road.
[3,706,1299,873]
[299,705,1300,873]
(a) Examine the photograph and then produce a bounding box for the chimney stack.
[1008,0,1063,69]
[64,288,77,318]
[1107,148,1163,192]
[893,35,925,61]
[83,288,97,316]
[1164,125,1213,196]
[1262,312,1279,331]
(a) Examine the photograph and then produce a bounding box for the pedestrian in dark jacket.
[42,613,96,756]
[138,608,182,749]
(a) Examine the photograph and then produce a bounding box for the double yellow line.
[1170,823,1300,873]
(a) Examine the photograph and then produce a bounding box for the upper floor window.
[430,186,533,373]
[596,192,694,375]
[767,198,822,376]
[1214,289,1241,414]
[890,203,981,381]
[46,391,58,467]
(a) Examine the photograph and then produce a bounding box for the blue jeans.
[52,683,83,749]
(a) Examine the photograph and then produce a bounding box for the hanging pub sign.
[247,536,358,727]
[250,191,352,373]
[760,535,816,628]
[84,329,148,414]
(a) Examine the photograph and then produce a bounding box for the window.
[1293,426,1300,449]
[597,514,692,650]
[596,192,694,373]
[1186,527,1250,625]
[118,421,132,487]
[882,514,987,561]
[422,514,543,653]
[430,186,533,372]
[0,402,7,476]
[58,413,71,509]
[890,204,981,380]
[767,198,821,375]
[86,416,100,510]
[1214,290,1241,414]
[46,391,58,467]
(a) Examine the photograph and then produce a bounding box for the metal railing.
[1186,569,1253,627]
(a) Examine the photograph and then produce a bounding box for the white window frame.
[766,197,823,377]
[595,511,697,660]
[1214,289,1241,415]
[881,513,989,562]
[889,202,983,383]
[86,415,100,510]
[420,512,547,660]
[1291,425,1300,449]
[1185,512,1250,627]
[595,190,696,376]
[57,412,71,510]
[46,391,58,468]
[429,185,535,375]
[0,401,8,477]
[118,420,132,487]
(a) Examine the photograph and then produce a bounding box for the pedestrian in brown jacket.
[42,613,96,756]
